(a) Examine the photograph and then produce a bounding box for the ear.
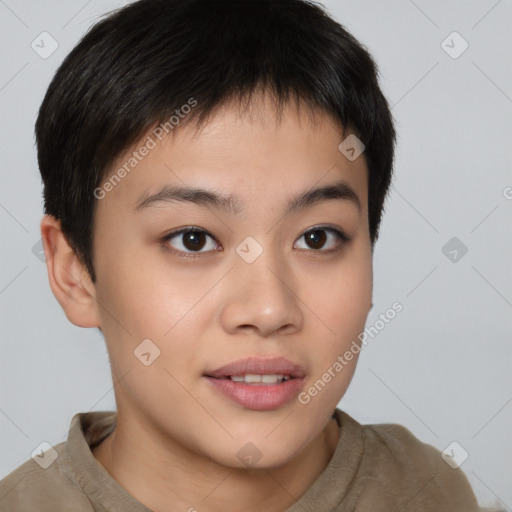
[40,215,100,328]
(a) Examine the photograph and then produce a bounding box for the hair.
[36,0,396,283]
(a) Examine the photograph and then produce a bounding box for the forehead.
[95,95,368,221]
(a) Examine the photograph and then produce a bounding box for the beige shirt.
[0,409,480,511]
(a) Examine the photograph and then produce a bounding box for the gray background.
[1,0,511,508]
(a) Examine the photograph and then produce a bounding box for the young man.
[0,0,480,510]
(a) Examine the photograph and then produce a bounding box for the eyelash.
[160,225,350,259]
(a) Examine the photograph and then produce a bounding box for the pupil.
[307,230,326,249]
[184,232,205,251]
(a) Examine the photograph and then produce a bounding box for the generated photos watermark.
[93,98,198,200]
[298,301,403,405]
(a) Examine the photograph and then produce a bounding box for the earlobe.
[40,215,101,328]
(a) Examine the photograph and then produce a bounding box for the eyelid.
[164,226,210,238]
[303,224,350,242]
[161,226,219,259]
[293,225,350,253]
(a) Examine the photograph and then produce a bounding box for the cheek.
[297,241,372,408]
[296,261,371,424]
[305,246,372,346]
[335,260,372,335]
[96,242,210,336]
[94,243,220,383]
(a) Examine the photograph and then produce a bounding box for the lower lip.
[204,377,305,411]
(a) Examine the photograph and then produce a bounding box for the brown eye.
[163,228,218,255]
[305,229,327,250]
[182,231,207,251]
[294,227,348,252]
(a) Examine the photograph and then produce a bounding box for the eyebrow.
[134,180,361,215]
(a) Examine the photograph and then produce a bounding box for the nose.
[219,248,304,338]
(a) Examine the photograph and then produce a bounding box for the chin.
[204,429,310,471]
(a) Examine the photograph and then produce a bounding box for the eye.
[161,225,349,259]
[294,226,349,252]
[162,227,219,257]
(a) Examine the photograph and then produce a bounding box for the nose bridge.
[244,257,288,302]
[221,238,303,336]
[238,241,293,305]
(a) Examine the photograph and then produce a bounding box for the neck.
[92,412,340,512]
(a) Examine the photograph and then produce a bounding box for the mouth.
[219,374,293,385]
[203,357,306,411]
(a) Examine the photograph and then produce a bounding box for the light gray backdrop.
[0,0,511,509]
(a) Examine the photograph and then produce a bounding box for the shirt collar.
[62,408,363,512]
[63,411,151,512]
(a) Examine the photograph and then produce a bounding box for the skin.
[41,92,372,512]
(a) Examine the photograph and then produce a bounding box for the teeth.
[261,374,281,383]
[245,374,264,383]
[229,374,290,384]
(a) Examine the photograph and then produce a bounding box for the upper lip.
[205,357,306,378]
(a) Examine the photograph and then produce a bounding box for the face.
[91,93,372,469]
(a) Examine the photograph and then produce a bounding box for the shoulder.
[333,410,480,511]
[363,420,459,476]
[0,441,93,512]
[360,419,480,511]
[363,420,442,466]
